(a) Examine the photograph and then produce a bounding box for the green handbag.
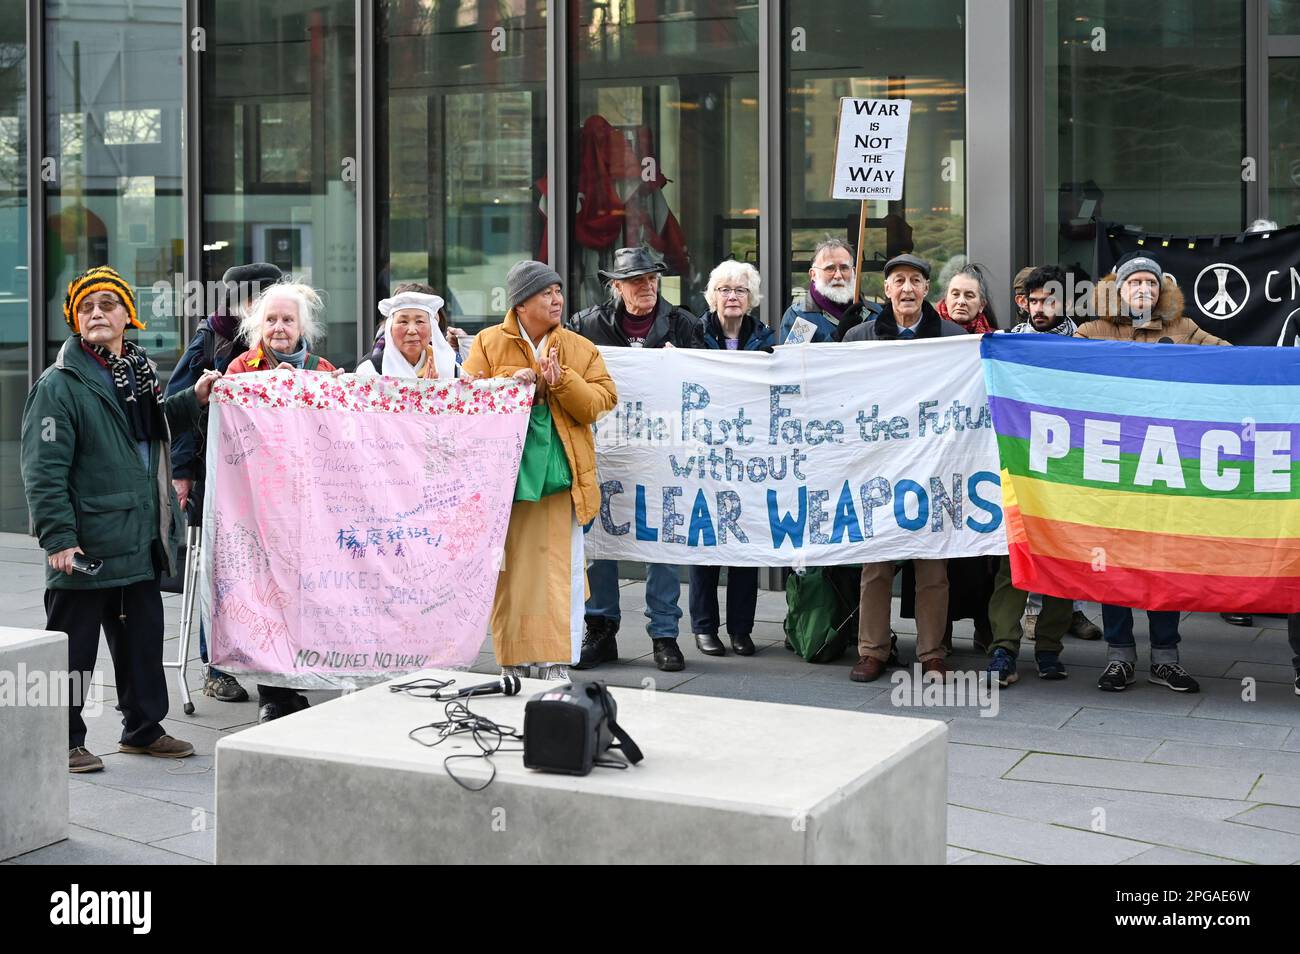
[514,402,573,501]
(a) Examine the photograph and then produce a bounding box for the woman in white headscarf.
[356,286,459,379]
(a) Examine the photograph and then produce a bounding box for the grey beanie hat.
[506,260,563,309]
[1116,255,1163,284]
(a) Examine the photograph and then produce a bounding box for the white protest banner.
[831,97,912,201]
[585,336,1006,567]
[199,370,531,689]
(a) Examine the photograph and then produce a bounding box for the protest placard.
[199,370,531,687]
[584,336,1005,566]
[831,97,912,202]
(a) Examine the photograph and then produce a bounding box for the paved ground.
[3,530,1300,865]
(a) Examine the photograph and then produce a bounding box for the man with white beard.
[779,237,880,343]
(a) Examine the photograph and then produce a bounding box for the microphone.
[1157,337,1174,344]
[435,674,522,701]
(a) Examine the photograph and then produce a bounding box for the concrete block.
[0,627,68,860]
[217,668,947,864]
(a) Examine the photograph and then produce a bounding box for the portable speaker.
[522,681,642,776]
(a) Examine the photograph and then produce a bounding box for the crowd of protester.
[22,237,1300,775]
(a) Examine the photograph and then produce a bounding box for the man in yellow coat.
[463,261,617,679]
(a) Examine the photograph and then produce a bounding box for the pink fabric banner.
[200,370,531,687]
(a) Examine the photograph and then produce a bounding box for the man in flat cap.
[165,262,282,703]
[568,247,705,673]
[842,254,965,342]
[841,254,961,685]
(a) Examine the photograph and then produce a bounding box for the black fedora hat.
[598,247,668,282]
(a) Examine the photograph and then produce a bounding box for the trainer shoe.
[1293,670,1299,696]
[203,667,249,702]
[986,647,1019,687]
[69,746,104,773]
[1149,662,1200,693]
[119,735,194,758]
[1097,661,1135,692]
[1036,652,1068,680]
[1067,611,1102,640]
[537,664,569,681]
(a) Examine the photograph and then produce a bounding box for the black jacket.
[164,317,243,516]
[842,300,966,342]
[568,296,705,349]
[701,312,775,352]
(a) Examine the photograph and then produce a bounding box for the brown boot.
[921,657,950,680]
[119,734,195,759]
[850,656,887,683]
[69,746,104,773]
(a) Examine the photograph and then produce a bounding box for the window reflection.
[785,3,966,306]
[568,0,759,317]
[1269,59,1300,229]
[201,0,357,368]
[1043,1,1245,273]
[378,1,546,332]
[0,0,25,532]
[43,0,185,370]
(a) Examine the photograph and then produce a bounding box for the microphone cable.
[406,698,524,792]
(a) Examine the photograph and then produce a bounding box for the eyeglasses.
[76,295,123,315]
[715,286,748,299]
[813,264,854,275]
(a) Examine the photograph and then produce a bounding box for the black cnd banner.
[1095,221,1300,346]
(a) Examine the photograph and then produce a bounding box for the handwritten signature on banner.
[205,370,533,685]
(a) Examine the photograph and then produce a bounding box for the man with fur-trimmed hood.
[1076,253,1228,345]
[1074,253,1227,696]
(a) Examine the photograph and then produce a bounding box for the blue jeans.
[586,560,682,639]
[1102,605,1181,665]
[197,622,230,678]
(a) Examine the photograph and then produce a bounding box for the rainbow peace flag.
[981,334,1300,613]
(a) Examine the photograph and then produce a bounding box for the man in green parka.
[22,266,222,773]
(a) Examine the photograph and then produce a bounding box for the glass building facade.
[4,0,1300,533]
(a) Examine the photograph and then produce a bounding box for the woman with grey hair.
[700,260,773,352]
[689,260,770,658]
[227,281,338,374]
[224,280,341,722]
[938,261,999,333]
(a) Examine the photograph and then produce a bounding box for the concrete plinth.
[0,627,69,860]
[216,670,947,864]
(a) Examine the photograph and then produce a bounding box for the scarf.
[872,300,946,340]
[81,337,165,442]
[937,299,994,334]
[208,309,239,342]
[377,291,456,380]
[808,283,850,321]
[267,339,308,368]
[1010,315,1078,336]
[380,318,456,380]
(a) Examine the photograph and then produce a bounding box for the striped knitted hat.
[63,266,142,333]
